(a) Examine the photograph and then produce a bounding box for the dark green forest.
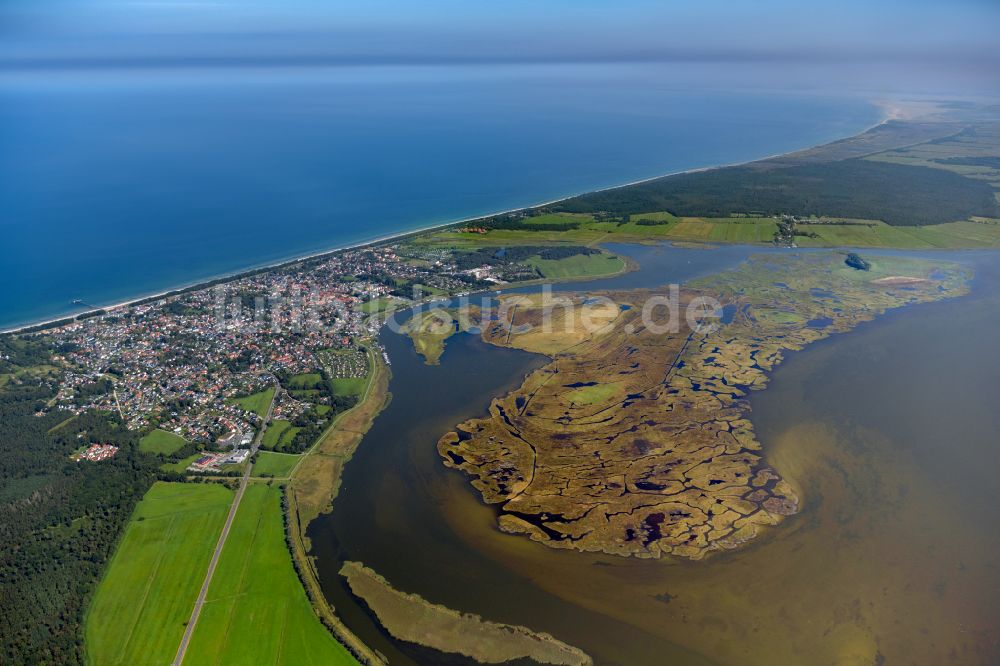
[0,336,158,664]
[555,159,999,225]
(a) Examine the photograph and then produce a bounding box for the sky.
[1,0,998,92]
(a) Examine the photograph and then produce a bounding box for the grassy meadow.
[139,429,188,455]
[253,451,302,478]
[526,251,625,278]
[417,211,1000,250]
[329,376,368,396]
[226,386,275,418]
[184,483,356,665]
[793,219,1000,249]
[85,482,233,665]
[262,419,301,451]
[359,297,400,314]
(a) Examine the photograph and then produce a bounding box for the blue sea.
[0,64,879,329]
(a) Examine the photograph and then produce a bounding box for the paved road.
[170,466,249,665]
[171,386,277,666]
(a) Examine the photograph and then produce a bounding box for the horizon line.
[5,51,1000,73]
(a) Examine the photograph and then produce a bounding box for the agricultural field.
[519,212,594,226]
[85,482,233,665]
[185,484,356,665]
[413,224,608,248]
[424,210,1000,250]
[262,419,301,451]
[139,429,187,455]
[666,218,778,242]
[226,386,275,418]
[793,218,1000,249]
[253,451,301,478]
[418,212,782,247]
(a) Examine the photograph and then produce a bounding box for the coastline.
[1,106,894,336]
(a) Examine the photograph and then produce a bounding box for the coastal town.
[35,239,523,471]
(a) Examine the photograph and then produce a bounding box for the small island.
[340,561,592,665]
[437,253,971,559]
[845,252,872,271]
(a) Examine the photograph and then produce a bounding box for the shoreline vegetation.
[285,347,391,665]
[0,100,932,337]
[339,561,592,666]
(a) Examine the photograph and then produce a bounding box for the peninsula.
[1,103,998,665]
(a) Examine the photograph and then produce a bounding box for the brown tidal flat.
[437,254,971,559]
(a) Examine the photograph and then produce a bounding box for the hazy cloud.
[2,0,998,86]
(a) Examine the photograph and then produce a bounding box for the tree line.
[555,159,999,226]
[0,339,160,663]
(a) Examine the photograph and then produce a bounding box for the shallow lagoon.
[309,244,1000,665]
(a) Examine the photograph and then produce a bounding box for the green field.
[794,219,1000,249]
[185,484,356,665]
[253,451,301,478]
[526,251,625,279]
[139,429,188,455]
[419,213,780,246]
[419,210,1000,250]
[288,373,323,389]
[409,282,447,296]
[160,453,201,473]
[262,419,301,451]
[329,376,368,396]
[85,482,233,665]
[227,386,275,418]
[360,297,399,314]
[632,211,680,223]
